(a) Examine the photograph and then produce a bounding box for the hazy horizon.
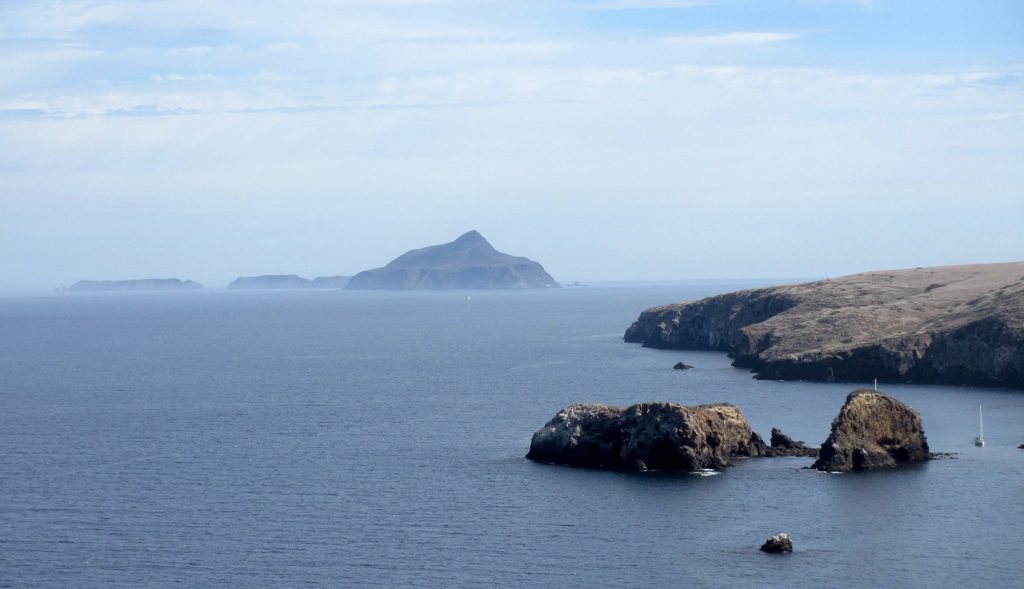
[2,1,1022,290]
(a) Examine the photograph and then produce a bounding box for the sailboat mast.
[979,406,984,439]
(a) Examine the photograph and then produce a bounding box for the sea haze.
[1,284,1021,588]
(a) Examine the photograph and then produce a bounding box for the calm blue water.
[1,284,1022,588]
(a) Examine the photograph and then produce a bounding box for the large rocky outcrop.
[526,402,766,472]
[624,262,1024,389]
[346,230,558,290]
[67,278,202,291]
[812,390,930,472]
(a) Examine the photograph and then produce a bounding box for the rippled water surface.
[1,284,1022,588]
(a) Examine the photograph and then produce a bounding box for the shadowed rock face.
[526,402,766,472]
[624,262,1024,389]
[812,390,930,472]
[346,231,558,290]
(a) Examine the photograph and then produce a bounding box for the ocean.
[1,284,1022,588]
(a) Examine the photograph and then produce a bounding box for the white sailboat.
[974,406,985,447]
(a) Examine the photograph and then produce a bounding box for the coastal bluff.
[345,230,558,290]
[624,262,1024,389]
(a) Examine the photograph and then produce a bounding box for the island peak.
[347,231,558,290]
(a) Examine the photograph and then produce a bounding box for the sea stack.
[346,230,558,290]
[812,390,930,472]
[624,261,1024,389]
[526,402,766,472]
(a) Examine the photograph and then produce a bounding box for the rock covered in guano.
[812,390,930,472]
[526,402,767,472]
[760,533,793,553]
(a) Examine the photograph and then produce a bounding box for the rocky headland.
[624,262,1024,389]
[67,278,202,291]
[526,402,767,472]
[345,230,558,290]
[812,390,930,472]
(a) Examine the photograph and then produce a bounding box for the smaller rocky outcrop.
[1018,443,1024,449]
[812,390,930,472]
[527,402,766,472]
[765,428,819,457]
[673,362,694,371]
[760,533,793,553]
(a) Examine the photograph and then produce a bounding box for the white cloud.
[665,32,799,45]
[584,0,707,9]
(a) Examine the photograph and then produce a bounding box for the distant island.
[625,261,1024,389]
[67,278,203,291]
[227,275,351,289]
[311,275,351,288]
[345,230,558,290]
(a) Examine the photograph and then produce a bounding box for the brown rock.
[527,402,766,472]
[812,390,930,472]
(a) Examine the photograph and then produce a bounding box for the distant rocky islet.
[64,230,557,292]
[345,230,558,290]
[65,278,203,291]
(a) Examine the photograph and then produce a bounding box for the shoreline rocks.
[812,390,930,472]
[526,402,766,472]
[624,262,1024,389]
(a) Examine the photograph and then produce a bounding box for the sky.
[1,0,1022,290]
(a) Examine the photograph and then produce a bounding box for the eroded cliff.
[624,262,1024,389]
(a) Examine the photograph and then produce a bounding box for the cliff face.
[346,231,558,290]
[812,390,930,472]
[624,262,1024,389]
[68,279,202,291]
[526,402,766,472]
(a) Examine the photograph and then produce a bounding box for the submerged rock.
[673,362,694,370]
[812,390,930,472]
[527,402,766,472]
[760,533,793,553]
